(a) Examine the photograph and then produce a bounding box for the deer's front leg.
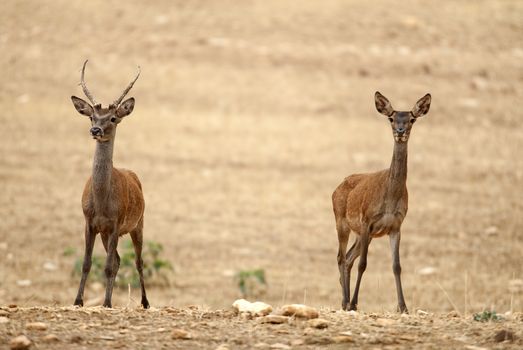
[103,227,120,308]
[74,223,95,306]
[389,231,408,313]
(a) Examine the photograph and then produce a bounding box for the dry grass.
[1,0,522,318]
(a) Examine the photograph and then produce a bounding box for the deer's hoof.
[142,298,150,309]
[398,305,408,314]
[73,299,83,307]
[349,303,358,311]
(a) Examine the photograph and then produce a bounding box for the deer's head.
[71,60,140,142]
[374,92,431,143]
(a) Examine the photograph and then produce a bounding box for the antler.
[79,60,98,106]
[112,66,141,107]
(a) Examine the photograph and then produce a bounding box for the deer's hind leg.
[130,218,150,309]
[336,218,351,310]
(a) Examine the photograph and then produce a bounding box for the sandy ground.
[1,0,523,348]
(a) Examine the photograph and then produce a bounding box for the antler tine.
[112,66,141,107]
[79,60,98,106]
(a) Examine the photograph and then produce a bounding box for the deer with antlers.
[70,60,149,308]
[332,92,431,313]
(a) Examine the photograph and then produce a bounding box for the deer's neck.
[385,141,408,203]
[92,138,114,206]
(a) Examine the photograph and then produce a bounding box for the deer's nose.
[396,127,406,134]
[90,127,103,136]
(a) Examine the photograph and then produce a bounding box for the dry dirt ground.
[1,306,522,349]
[1,0,523,348]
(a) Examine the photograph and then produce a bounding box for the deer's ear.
[374,91,394,116]
[116,98,135,118]
[412,93,431,118]
[71,96,93,116]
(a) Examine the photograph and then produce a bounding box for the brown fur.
[71,60,149,309]
[333,92,431,313]
[82,168,144,237]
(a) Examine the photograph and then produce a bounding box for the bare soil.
[1,0,523,348]
[1,306,522,349]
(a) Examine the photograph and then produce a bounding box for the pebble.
[9,335,31,350]
[42,334,59,343]
[270,343,290,349]
[307,318,329,329]
[16,280,32,287]
[26,322,48,331]
[0,316,10,324]
[171,328,192,340]
[260,315,289,324]
[215,344,230,350]
[281,304,319,319]
[232,299,272,316]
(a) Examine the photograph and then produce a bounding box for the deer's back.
[82,168,144,235]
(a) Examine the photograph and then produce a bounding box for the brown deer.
[332,92,431,313]
[70,60,149,309]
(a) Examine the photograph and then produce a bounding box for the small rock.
[270,344,290,350]
[465,346,488,350]
[42,334,59,343]
[215,344,230,350]
[470,77,489,91]
[281,304,319,319]
[0,310,9,316]
[339,331,352,336]
[417,267,437,276]
[9,335,31,349]
[26,322,48,331]
[493,329,515,343]
[0,316,10,323]
[305,335,333,345]
[332,335,354,343]
[484,226,498,236]
[43,261,58,271]
[307,318,329,329]
[346,310,359,317]
[171,328,192,340]
[232,299,272,316]
[416,309,429,316]
[260,315,289,324]
[16,280,32,287]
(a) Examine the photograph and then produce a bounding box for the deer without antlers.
[70,60,149,308]
[332,92,431,313]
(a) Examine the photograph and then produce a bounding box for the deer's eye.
[110,117,117,123]
[388,117,393,123]
[410,118,416,124]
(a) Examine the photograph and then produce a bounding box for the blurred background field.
[0,0,522,314]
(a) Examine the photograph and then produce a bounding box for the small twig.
[464,271,468,317]
[303,289,307,305]
[436,281,461,316]
[126,283,132,308]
